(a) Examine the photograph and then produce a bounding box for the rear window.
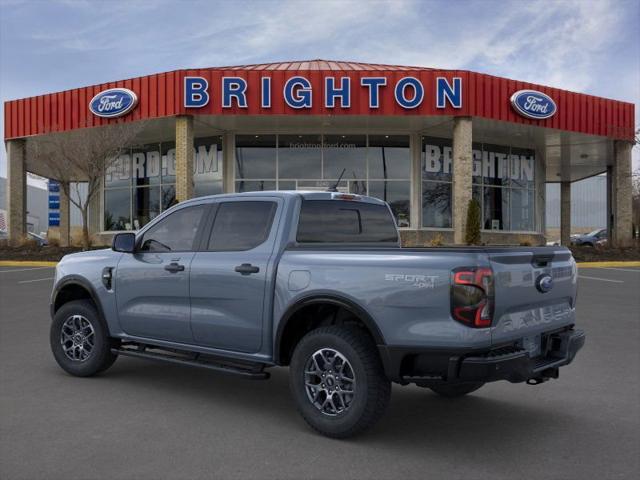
[296,200,398,243]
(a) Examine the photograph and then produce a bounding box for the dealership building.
[3,60,636,246]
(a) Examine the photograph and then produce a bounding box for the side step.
[112,345,270,380]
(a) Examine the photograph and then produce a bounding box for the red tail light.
[451,267,494,328]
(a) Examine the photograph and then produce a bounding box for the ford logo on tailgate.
[510,90,556,120]
[536,273,554,293]
[89,88,138,118]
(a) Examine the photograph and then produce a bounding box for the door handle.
[234,263,260,275]
[164,262,185,273]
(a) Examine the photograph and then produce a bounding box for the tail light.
[450,267,494,328]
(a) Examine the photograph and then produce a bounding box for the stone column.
[452,117,473,244]
[409,133,422,229]
[560,181,571,246]
[59,182,70,247]
[610,141,633,247]
[6,139,27,245]
[175,115,194,202]
[222,133,235,193]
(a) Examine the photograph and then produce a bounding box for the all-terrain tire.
[50,299,118,377]
[429,382,484,398]
[289,325,391,438]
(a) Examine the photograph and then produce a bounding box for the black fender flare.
[50,275,106,325]
[274,294,386,365]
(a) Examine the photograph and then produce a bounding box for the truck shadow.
[103,357,574,451]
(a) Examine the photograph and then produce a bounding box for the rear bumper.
[378,327,585,385]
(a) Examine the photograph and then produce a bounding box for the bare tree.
[27,122,143,250]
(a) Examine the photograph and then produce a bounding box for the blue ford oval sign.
[536,273,554,293]
[510,90,556,120]
[89,88,138,118]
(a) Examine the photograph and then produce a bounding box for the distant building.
[0,176,48,234]
[546,175,607,232]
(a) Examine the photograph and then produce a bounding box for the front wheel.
[289,325,391,438]
[50,300,118,377]
[429,382,484,398]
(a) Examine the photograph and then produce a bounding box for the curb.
[0,260,58,267]
[577,261,640,268]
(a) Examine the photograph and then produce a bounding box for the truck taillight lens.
[451,267,494,328]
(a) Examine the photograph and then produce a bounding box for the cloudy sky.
[1,0,638,180]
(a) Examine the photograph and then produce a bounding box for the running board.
[111,346,270,380]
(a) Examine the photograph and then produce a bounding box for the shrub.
[465,199,482,245]
[427,233,445,247]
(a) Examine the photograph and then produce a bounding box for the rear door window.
[297,200,398,243]
[207,201,277,251]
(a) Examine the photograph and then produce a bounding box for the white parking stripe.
[0,267,54,273]
[17,277,54,284]
[578,275,624,283]
[598,267,640,273]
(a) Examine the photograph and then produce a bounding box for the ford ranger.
[50,191,584,438]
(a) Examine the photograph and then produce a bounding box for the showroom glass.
[207,202,277,251]
[104,137,223,231]
[297,200,399,243]
[233,134,410,226]
[422,137,453,228]
[139,205,207,252]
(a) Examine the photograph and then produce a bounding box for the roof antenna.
[327,168,346,192]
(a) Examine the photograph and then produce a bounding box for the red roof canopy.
[4,59,635,141]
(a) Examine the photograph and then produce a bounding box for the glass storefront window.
[510,188,535,231]
[322,134,366,179]
[278,134,322,179]
[132,186,160,230]
[104,188,131,231]
[235,135,277,179]
[105,153,131,188]
[132,143,161,187]
[484,186,509,230]
[161,185,176,211]
[369,181,410,227]
[368,135,410,180]
[236,180,277,192]
[422,181,452,228]
[161,142,176,184]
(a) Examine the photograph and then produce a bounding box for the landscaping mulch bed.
[569,245,640,262]
[0,243,101,262]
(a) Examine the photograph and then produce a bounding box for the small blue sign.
[48,212,60,227]
[49,199,60,210]
[89,88,138,118]
[510,90,557,120]
[48,181,60,193]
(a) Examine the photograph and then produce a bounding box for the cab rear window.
[296,200,398,243]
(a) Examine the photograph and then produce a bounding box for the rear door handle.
[235,263,260,275]
[164,262,185,273]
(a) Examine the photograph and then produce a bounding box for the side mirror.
[112,232,136,253]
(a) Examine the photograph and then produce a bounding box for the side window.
[139,205,207,252]
[207,201,277,251]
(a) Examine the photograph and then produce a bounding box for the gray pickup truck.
[50,191,584,437]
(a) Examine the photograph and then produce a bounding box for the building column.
[222,133,235,193]
[59,182,70,247]
[560,181,571,246]
[175,115,194,202]
[6,139,27,245]
[409,133,422,229]
[452,117,473,244]
[610,141,633,247]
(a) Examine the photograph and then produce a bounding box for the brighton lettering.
[184,75,463,110]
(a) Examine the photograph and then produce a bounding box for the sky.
[1,0,638,183]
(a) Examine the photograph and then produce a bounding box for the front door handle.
[164,262,185,273]
[235,263,260,275]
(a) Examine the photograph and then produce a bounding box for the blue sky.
[1,0,638,180]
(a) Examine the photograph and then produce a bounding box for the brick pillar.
[6,139,27,245]
[452,117,473,244]
[560,181,571,246]
[59,181,70,247]
[410,133,422,229]
[175,115,194,202]
[610,141,633,247]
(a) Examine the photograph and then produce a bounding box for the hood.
[58,248,118,265]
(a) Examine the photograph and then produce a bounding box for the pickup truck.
[50,191,585,438]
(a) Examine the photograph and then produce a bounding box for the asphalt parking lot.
[1,265,639,480]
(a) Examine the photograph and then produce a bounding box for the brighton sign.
[89,88,138,118]
[510,89,557,120]
[183,75,464,110]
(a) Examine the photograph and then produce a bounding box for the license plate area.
[519,334,542,357]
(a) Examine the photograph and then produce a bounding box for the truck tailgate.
[488,248,577,352]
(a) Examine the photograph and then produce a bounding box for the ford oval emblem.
[89,88,138,118]
[510,89,556,120]
[536,273,554,293]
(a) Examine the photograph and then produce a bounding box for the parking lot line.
[17,277,54,284]
[0,266,54,273]
[578,275,624,283]
[597,267,640,273]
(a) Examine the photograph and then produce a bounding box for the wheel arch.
[274,294,385,366]
[51,276,106,325]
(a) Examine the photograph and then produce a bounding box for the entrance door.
[115,204,210,343]
[190,198,281,353]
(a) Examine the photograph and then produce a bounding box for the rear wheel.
[429,382,484,398]
[289,325,391,438]
[50,300,118,377]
